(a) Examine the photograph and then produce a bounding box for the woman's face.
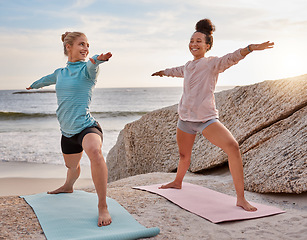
[66,35,89,62]
[189,32,210,60]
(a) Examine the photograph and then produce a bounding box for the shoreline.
[1,161,306,208]
[0,161,93,197]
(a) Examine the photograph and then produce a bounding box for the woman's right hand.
[151,70,165,77]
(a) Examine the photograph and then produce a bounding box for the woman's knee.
[225,139,240,154]
[87,147,104,163]
[65,163,81,171]
[179,152,191,162]
[63,153,82,169]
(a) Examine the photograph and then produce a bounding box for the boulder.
[242,106,306,193]
[190,74,307,172]
[107,75,307,193]
[107,104,179,181]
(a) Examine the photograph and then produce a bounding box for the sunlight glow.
[281,54,306,78]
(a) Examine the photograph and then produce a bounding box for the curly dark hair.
[195,19,215,51]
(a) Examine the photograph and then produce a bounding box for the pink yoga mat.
[133,182,285,223]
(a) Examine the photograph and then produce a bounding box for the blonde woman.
[27,32,112,226]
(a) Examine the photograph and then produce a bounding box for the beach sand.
[1,162,307,240]
[0,161,94,197]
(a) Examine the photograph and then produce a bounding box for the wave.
[13,90,56,94]
[0,111,148,120]
[92,111,148,118]
[0,112,55,120]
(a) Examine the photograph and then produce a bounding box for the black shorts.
[61,123,103,154]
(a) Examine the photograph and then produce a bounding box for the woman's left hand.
[90,52,112,64]
[250,41,274,51]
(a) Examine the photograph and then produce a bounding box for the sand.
[1,162,307,240]
[0,161,93,197]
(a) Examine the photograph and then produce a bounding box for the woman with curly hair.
[152,19,274,211]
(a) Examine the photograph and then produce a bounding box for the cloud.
[0,0,306,89]
[72,0,97,8]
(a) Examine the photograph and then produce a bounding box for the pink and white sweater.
[164,49,245,122]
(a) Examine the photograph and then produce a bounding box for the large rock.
[242,106,307,193]
[106,104,179,181]
[190,74,307,172]
[107,75,307,193]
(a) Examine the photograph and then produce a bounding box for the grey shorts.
[177,118,219,135]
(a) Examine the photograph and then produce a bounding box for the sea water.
[0,87,232,166]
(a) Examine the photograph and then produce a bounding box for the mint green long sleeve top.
[30,55,107,137]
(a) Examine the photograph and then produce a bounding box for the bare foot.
[47,185,73,194]
[159,181,182,189]
[98,205,112,227]
[237,198,257,211]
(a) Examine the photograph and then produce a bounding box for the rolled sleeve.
[164,65,185,78]
[213,49,245,74]
[86,55,108,80]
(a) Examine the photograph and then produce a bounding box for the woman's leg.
[82,133,112,227]
[160,128,196,189]
[48,152,82,194]
[202,121,257,211]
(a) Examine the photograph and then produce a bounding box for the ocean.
[0,86,232,166]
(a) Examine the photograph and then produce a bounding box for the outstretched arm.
[151,70,165,77]
[26,71,58,90]
[240,41,274,57]
[152,65,184,78]
[90,52,112,64]
[86,52,112,80]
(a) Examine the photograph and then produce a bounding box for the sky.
[0,0,306,90]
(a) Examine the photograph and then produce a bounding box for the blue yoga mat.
[21,190,160,240]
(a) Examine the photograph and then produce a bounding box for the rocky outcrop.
[106,104,179,181]
[107,75,307,193]
[242,106,306,193]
